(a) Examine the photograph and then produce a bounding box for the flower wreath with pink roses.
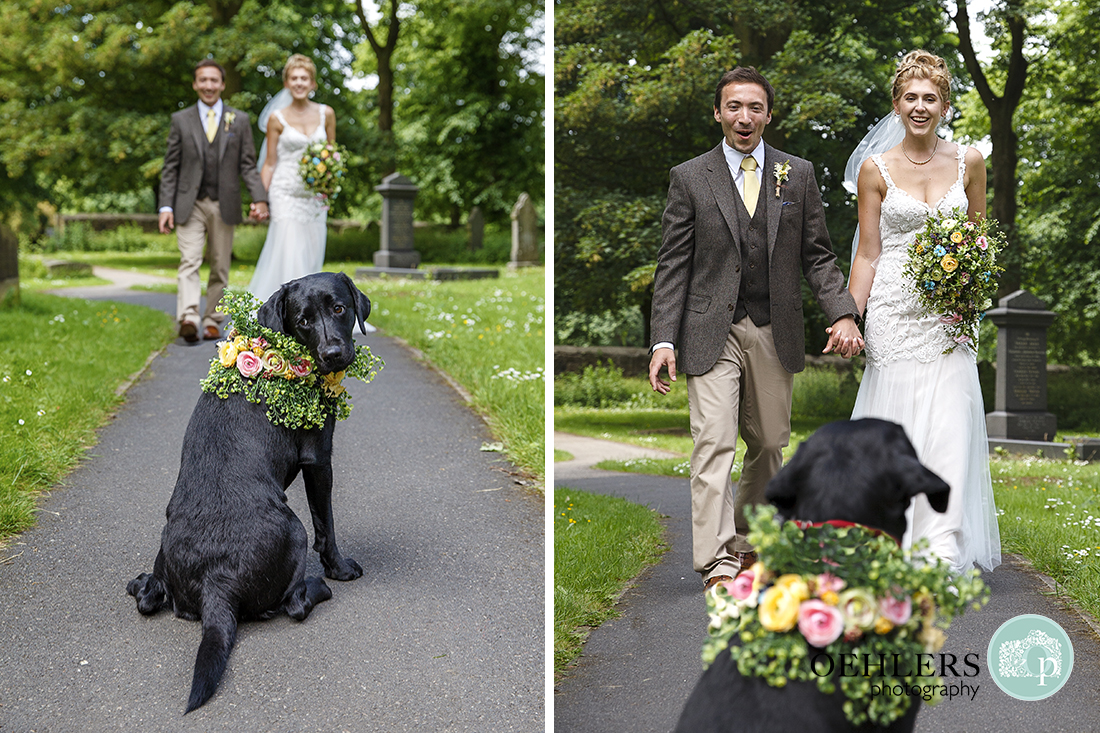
[703,505,988,727]
[200,289,383,430]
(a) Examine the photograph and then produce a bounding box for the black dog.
[674,418,951,733]
[127,272,372,713]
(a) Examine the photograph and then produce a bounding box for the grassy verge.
[554,487,667,674]
[0,292,176,541]
[991,454,1100,620]
[349,267,546,481]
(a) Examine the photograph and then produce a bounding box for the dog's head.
[765,418,950,542]
[256,272,372,375]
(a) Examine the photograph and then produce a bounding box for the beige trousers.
[686,319,793,581]
[177,197,234,329]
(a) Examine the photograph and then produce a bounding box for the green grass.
[555,449,574,462]
[354,268,546,480]
[991,454,1100,620]
[554,487,667,673]
[0,292,176,540]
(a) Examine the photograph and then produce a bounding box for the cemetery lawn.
[554,486,666,674]
[0,292,176,542]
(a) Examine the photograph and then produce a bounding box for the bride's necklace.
[902,137,939,166]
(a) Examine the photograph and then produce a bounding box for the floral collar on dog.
[704,506,987,728]
[200,289,383,430]
[788,518,899,544]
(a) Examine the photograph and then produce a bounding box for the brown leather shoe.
[734,551,759,572]
[703,574,733,591]
[203,325,220,340]
[179,321,199,343]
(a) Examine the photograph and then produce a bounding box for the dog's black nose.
[319,345,345,363]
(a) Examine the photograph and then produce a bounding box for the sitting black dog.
[127,272,372,713]
[674,418,951,733]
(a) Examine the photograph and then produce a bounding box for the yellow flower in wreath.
[950,231,964,244]
[758,586,801,632]
[941,255,959,273]
[322,370,347,397]
[217,340,239,368]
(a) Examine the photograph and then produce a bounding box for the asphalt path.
[553,433,1100,733]
[0,282,544,732]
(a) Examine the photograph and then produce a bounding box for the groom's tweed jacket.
[650,142,858,376]
[158,103,267,226]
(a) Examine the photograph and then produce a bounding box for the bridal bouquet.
[903,207,1006,353]
[299,141,348,205]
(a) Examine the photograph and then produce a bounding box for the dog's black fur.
[674,418,951,733]
[127,272,372,713]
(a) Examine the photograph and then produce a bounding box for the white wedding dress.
[248,107,328,304]
[851,146,1001,573]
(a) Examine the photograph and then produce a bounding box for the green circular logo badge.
[987,614,1074,700]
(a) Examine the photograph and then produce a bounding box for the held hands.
[649,347,677,394]
[249,202,270,222]
[823,316,864,359]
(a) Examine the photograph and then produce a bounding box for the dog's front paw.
[324,556,363,581]
[127,573,170,615]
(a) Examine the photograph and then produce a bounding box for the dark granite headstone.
[373,173,421,269]
[985,290,1057,441]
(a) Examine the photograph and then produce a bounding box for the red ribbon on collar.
[788,519,901,546]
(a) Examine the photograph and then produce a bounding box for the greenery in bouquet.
[903,206,1006,353]
[298,141,349,205]
[200,289,383,430]
[703,505,988,728]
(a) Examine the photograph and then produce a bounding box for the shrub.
[555,361,637,408]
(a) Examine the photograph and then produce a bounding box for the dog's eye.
[334,305,345,314]
[298,317,309,327]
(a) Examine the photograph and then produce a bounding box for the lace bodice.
[863,146,972,367]
[268,107,328,223]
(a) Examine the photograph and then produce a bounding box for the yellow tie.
[741,156,759,216]
[206,108,217,143]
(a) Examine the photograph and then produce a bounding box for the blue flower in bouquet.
[933,244,947,257]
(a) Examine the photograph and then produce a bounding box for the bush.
[791,366,861,420]
[555,361,637,408]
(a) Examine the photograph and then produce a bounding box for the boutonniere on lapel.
[774,160,791,198]
[223,112,236,131]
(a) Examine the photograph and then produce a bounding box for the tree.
[352,0,402,175]
[951,0,1035,294]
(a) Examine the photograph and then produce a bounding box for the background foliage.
[555,0,1100,366]
[0,0,543,237]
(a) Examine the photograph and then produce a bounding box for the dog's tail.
[185,587,238,714]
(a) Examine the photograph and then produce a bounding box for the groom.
[158,59,268,342]
[648,67,862,589]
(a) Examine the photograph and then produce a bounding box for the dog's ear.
[256,286,289,334]
[896,453,951,513]
[338,272,371,334]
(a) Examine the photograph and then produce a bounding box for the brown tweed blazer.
[649,142,858,376]
[158,103,267,226]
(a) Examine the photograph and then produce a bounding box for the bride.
[846,50,1001,574]
[248,54,335,303]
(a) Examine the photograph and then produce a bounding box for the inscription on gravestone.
[985,290,1057,441]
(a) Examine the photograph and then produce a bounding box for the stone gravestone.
[467,206,484,252]
[985,290,1057,442]
[373,172,421,269]
[0,224,19,308]
[509,193,539,268]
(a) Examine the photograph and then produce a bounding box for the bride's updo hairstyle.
[282,53,317,86]
[891,50,951,106]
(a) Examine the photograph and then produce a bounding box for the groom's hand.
[649,348,677,394]
[823,316,864,359]
[249,202,269,221]
[158,211,174,234]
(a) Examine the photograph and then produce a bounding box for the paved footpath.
[554,433,1100,733]
[0,276,543,732]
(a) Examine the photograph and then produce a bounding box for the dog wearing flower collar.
[674,418,985,733]
[127,272,377,713]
